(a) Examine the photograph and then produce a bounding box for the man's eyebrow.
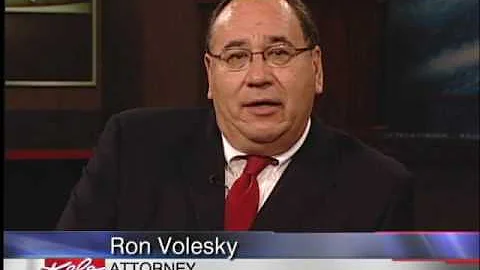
[223,40,249,49]
[267,36,295,46]
[221,36,295,50]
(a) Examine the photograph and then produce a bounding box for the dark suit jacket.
[57,107,414,231]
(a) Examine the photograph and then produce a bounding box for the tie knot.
[243,155,274,176]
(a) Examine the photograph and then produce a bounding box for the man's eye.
[225,51,249,60]
[268,48,291,56]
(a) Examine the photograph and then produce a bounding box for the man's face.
[205,0,323,155]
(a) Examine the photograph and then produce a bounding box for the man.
[58,0,414,231]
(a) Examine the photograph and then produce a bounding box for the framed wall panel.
[4,0,98,87]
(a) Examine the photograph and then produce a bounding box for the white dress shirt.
[221,119,311,211]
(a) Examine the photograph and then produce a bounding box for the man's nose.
[245,53,273,88]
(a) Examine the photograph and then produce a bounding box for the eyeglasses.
[207,45,315,71]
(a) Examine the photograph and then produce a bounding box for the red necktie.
[224,155,272,231]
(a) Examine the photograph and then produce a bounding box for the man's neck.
[222,118,312,163]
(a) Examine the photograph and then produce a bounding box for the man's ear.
[312,45,324,95]
[204,53,213,99]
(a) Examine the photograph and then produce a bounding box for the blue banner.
[4,231,479,260]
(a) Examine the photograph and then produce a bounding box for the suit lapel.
[181,111,226,230]
[252,118,339,231]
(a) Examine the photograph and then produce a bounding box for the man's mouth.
[244,98,283,107]
[243,100,282,115]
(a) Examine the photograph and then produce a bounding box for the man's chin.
[241,126,285,144]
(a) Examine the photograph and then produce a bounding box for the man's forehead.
[215,0,292,26]
[211,0,304,49]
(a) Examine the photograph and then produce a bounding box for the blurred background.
[4,0,479,230]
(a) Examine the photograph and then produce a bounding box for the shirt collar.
[221,118,311,166]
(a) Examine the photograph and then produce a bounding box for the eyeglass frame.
[206,44,316,71]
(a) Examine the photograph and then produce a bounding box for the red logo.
[43,258,105,270]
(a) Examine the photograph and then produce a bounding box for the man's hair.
[205,0,320,50]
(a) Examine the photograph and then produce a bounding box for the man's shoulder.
[105,107,215,146]
[318,123,411,181]
[113,107,212,126]
[304,123,414,231]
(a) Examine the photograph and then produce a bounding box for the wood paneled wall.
[5,0,387,149]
